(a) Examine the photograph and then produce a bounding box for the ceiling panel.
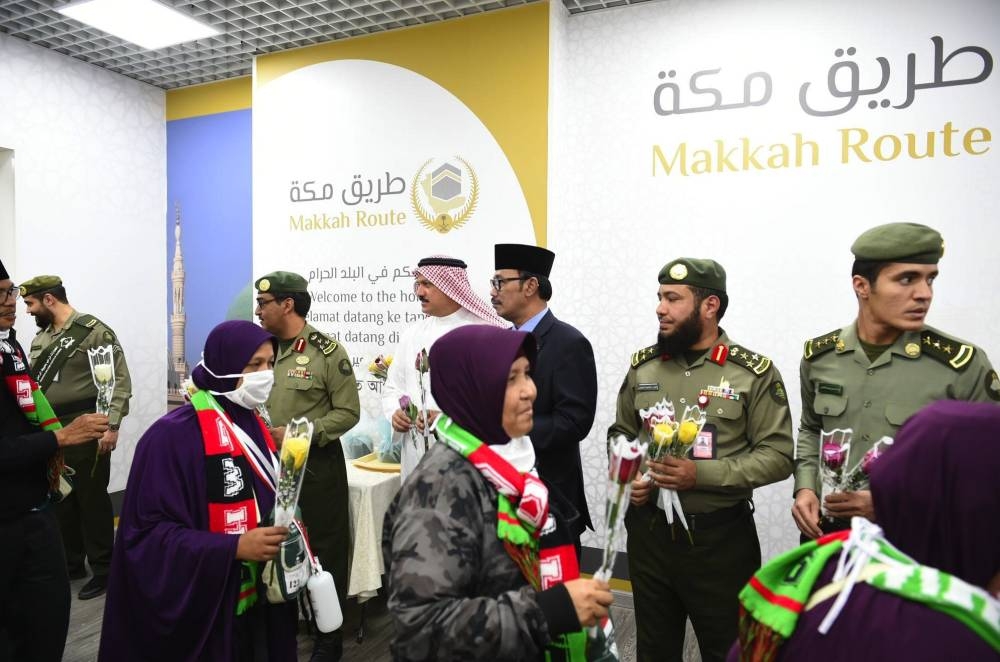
[0,0,650,89]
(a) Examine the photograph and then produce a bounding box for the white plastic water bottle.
[307,560,343,633]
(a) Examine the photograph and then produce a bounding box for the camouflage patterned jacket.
[382,442,579,661]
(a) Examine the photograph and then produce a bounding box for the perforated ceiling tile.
[0,0,646,89]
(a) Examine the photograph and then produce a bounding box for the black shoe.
[309,631,342,662]
[78,575,108,600]
[67,566,88,580]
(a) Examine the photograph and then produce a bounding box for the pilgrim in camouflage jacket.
[382,441,579,661]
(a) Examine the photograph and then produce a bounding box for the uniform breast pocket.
[813,392,848,417]
[707,396,743,421]
[287,378,314,391]
[884,402,920,427]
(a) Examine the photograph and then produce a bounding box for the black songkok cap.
[494,244,555,277]
[0,258,8,281]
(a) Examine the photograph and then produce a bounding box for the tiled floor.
[62,576,659,661]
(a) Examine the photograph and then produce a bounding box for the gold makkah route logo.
[410,156,479,234]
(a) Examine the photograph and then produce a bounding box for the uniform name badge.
[692,423,717,459]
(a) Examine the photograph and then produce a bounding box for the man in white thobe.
[381,256,505,478]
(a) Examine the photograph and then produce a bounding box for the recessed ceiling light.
[56,0,221,51]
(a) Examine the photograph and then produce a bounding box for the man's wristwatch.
[108,424,120,431]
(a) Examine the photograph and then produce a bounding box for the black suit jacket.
[529,309,598,535]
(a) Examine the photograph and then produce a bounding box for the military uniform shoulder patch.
[74,314,100,330]
[985,370,1000,402]
[920,329,976,371]
[308,331,338,356]
[803,329,842,360]
[630,344,660,369]
[728,344,772,376]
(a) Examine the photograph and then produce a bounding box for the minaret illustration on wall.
[170,204,189,387]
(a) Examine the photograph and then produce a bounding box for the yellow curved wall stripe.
[166,77,252,121]
[255,3,549,246]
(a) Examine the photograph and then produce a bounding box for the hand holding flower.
[648,455,697,491]
[390,408,413,433]
[629,475,653,506]
[415,409,440,433]
[823,489,874,520]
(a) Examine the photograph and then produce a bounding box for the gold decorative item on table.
[351,452,401,473]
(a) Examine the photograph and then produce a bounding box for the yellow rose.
[368,360,378,372]
[384,355,393,367]
[282,436,310,471]
[651,421,676,446]
[677,420,700,446]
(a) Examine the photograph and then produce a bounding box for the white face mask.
[198,361,275,410]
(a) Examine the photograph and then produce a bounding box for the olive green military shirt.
[609,331,794,514]
[794,323,1000,495]
[266,323,361,447]
[29,309,132,427]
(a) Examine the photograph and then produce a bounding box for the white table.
[345,459,401,601]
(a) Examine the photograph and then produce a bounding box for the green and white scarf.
[737,519,1000,661]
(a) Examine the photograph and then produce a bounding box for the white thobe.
[380,308,488,479]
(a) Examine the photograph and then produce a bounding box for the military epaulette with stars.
[803,329,842,361]
[920,329,976,371]
[727,344,773,376]
[630,344,660,369]
[308,331,338,356]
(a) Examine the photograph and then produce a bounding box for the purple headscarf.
[429,325,536,445]
[871,399,1000,588]
[191,320,275,393]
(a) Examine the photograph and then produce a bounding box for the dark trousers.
[55,440,114,577]
[298,442,351,653]
[0,509,71,662]
[625,502,761,662]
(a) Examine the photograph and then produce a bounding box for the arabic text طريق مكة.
[653,36,993,118]
[289,171,407,205]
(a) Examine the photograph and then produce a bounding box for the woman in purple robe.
[99,321,298,661]
[729,400,1000,661]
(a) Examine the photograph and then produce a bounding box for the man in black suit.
[491,244,598,554]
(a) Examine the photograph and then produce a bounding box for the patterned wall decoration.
[549,0,1000,563]
[0,34,167,492]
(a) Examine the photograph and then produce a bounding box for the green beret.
[658,258,726,293]
[20,275,63,298]
[255,271,308,294]
[851,222,944,264]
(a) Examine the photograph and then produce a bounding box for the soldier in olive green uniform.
[610,259,794,662]
[255,271,360,662]
[792,223,1000,539]
[21,275,132,601]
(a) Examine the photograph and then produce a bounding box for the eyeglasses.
[0,285,19,300]
[489,276,528,291]
[255,297,277,308]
